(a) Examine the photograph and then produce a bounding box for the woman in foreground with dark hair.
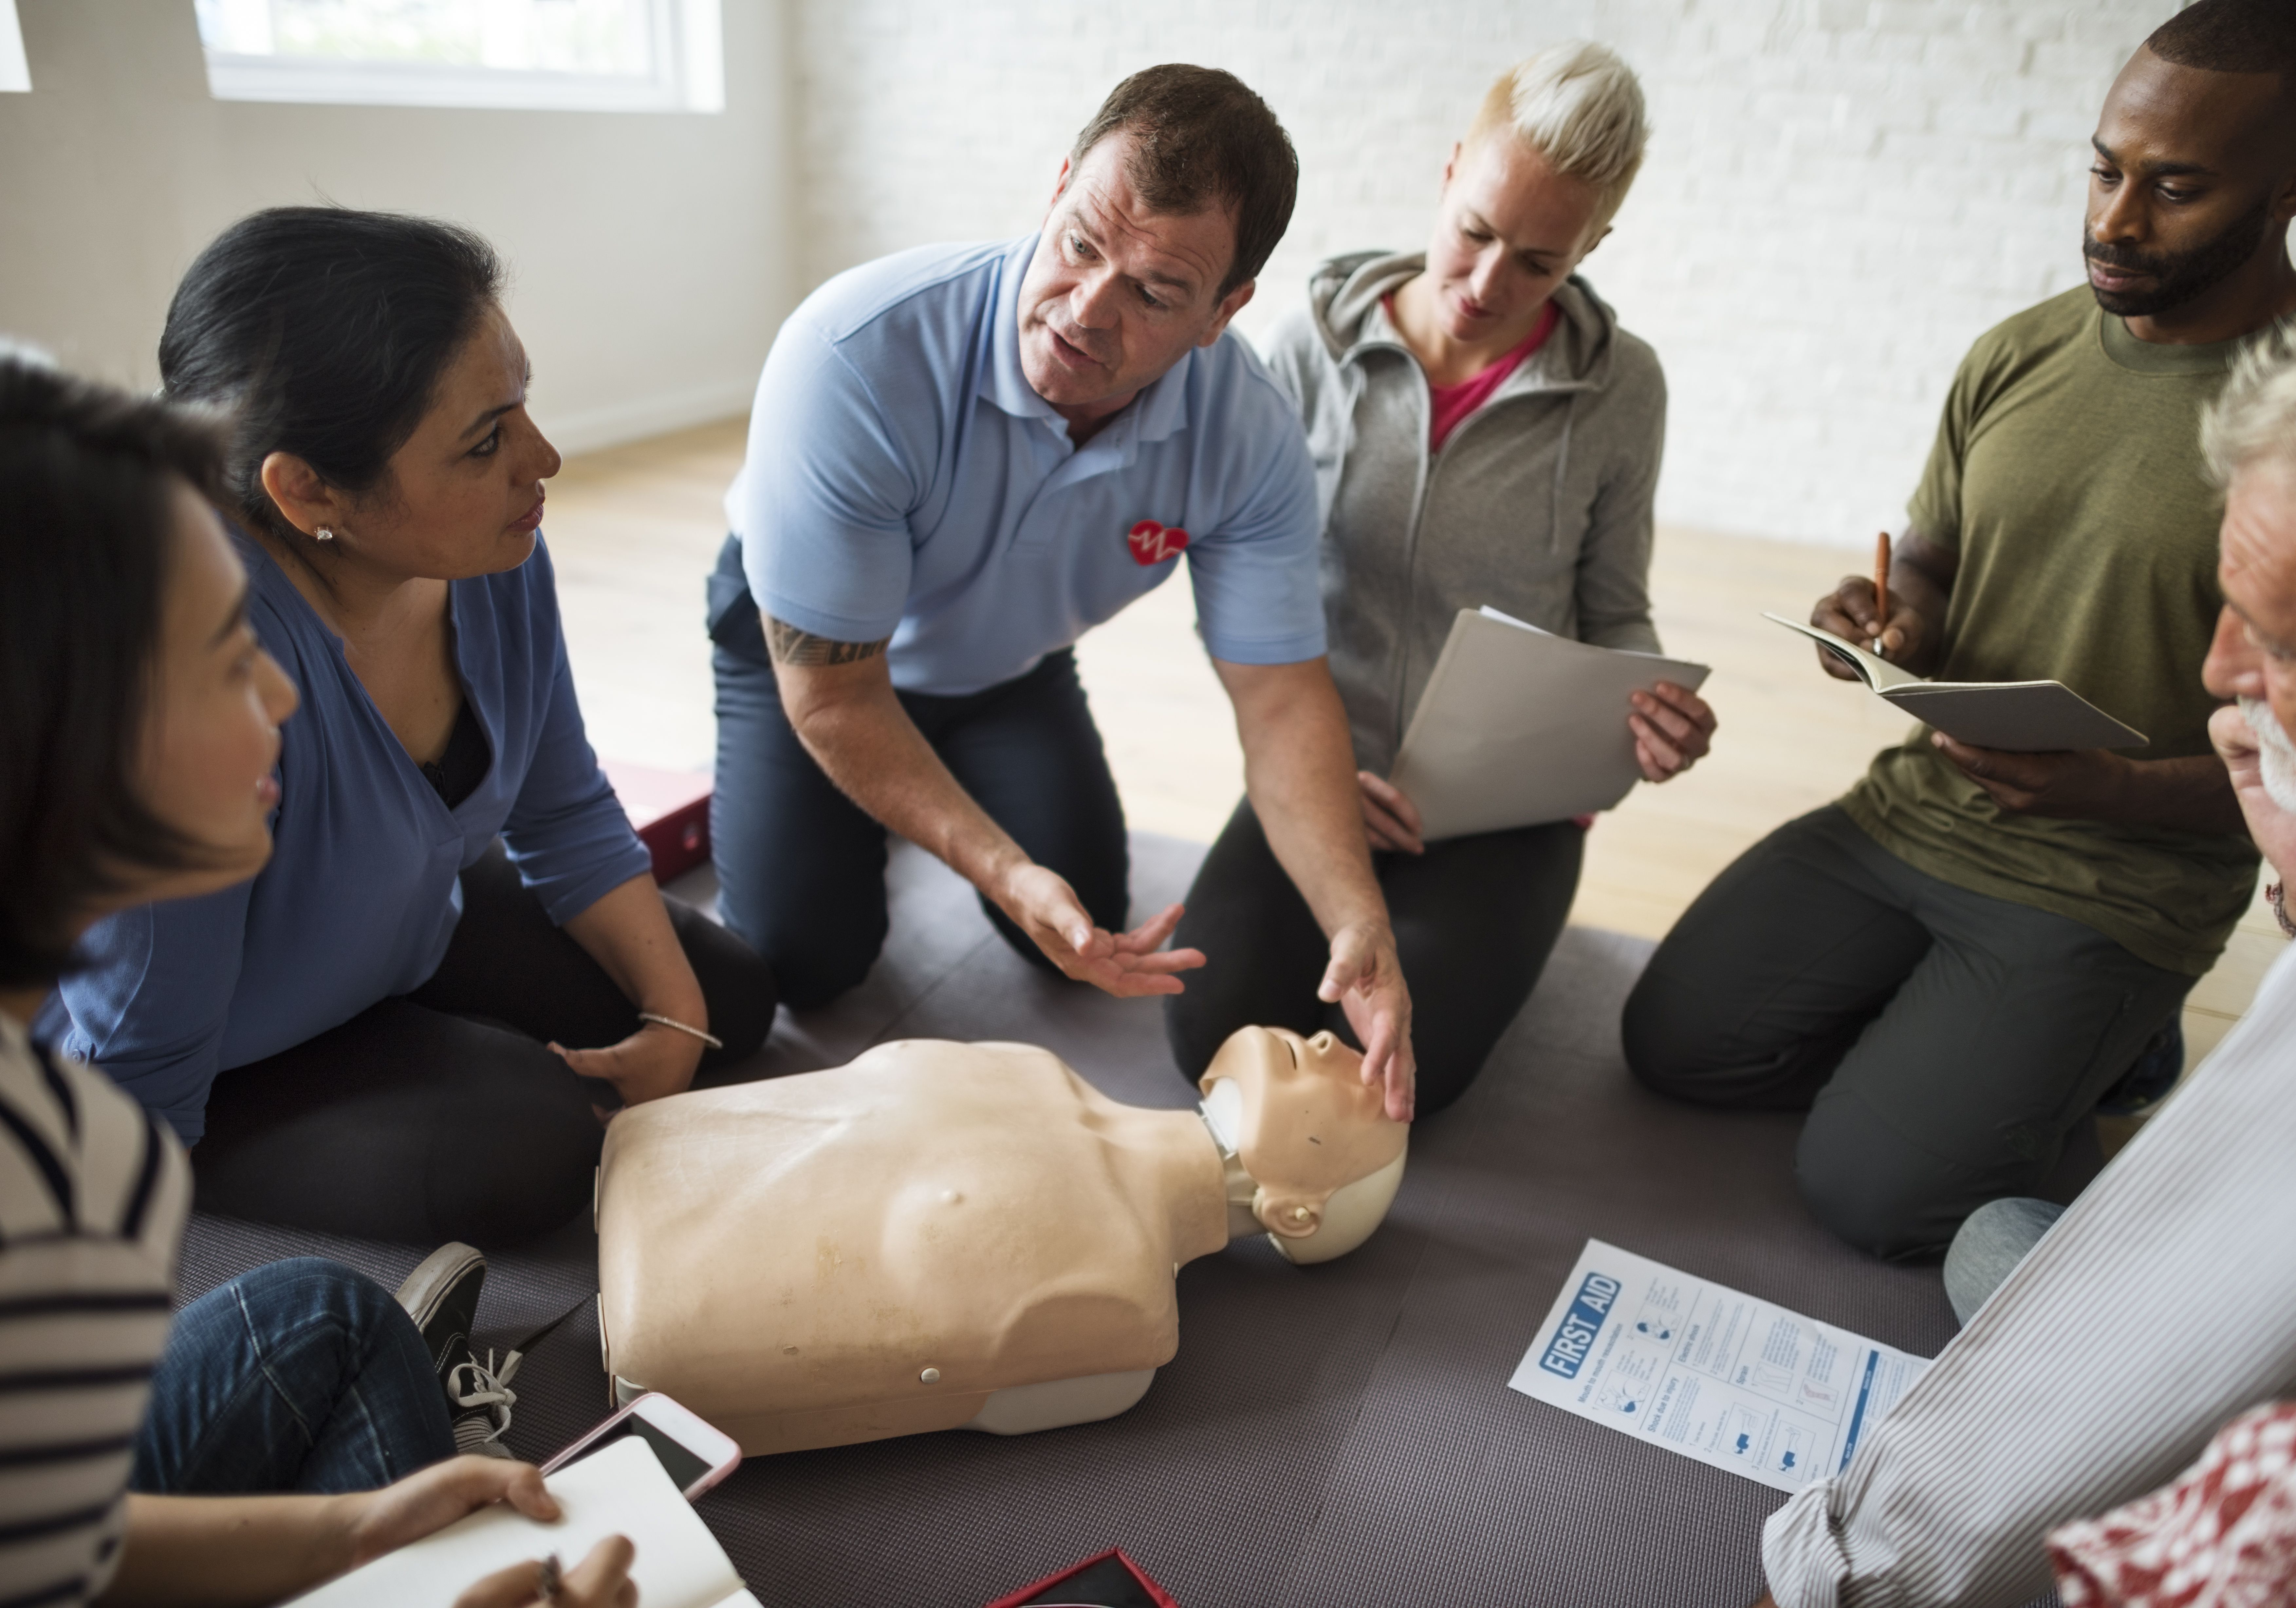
[0,352,632,1607]
[42,206,776,1245]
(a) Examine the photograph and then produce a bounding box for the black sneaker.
[395,1243,514,1459]
[2098,1018,2186,1118]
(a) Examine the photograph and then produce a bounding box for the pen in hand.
[1871,530,1891,656]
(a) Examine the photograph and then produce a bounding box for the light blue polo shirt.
[723,234,1326,696]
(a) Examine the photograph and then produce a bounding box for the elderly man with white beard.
[1749,332,2296,1608]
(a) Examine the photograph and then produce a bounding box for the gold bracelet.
[638,1011,724,1050]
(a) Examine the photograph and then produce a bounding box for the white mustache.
[2238,695,2296,814]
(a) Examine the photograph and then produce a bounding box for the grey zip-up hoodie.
[1261,250,1668,775]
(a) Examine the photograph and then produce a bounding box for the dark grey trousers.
[1621,805,2192,1261]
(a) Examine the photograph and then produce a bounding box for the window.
[1,0,29,93]
[193,0,722,113]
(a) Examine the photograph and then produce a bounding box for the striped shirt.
[0,1012,187,1608]
[1762,941,2296,1607]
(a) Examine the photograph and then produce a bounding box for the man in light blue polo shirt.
[706,64,1416,1113]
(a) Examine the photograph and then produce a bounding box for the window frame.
[196,0,723,114]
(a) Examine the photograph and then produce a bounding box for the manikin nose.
[1307,1031,1337,1053]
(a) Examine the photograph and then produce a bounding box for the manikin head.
[1198,1026,1409,1266]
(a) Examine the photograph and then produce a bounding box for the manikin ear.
[257,451,354,540]
[1196,278,1256,348]
[1440,139,1462,194]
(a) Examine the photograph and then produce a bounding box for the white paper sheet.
[1386,608,1710,841]
[289,1438,747,1607]
[1509,1240,1932,1494]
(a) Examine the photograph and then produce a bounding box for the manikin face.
[1016,133,1257,434]
[2204,461,2296,811]
[1200,1026,1409,1265]
[1420,132,1608,346]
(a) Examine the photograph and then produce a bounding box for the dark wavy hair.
[1069,65,1299,299]
[0,352,230,987]
[158,206,503,539]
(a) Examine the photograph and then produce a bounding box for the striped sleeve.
[0,1015,188,1608]
[1762,943,2296,1608]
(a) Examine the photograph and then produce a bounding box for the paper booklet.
[1384,607,1711,842]
[1509,1239,1933,1495]
[289,1438,761,1608]
[1764,612,2148,751]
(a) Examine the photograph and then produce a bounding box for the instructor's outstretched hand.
[1319,921,1416,1121]
[1000,861,1206,997]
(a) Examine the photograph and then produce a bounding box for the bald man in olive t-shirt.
[1619,11,2296,1266]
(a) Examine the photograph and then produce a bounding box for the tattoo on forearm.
[765,617,890,667]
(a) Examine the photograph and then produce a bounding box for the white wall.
[0,0,795,453]
[791,0,2166,545]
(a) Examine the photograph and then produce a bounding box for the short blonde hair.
[2203,324,2296,490]
[1466,41,1650,230]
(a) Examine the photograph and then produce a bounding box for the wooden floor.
[545,417,2276,1071]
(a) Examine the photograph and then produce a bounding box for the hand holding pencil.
[1811,528,1933,682]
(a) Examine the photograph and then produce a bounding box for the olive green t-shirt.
[1838,287,2260,977]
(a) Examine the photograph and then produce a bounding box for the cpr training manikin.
[594,1026,1410,1456]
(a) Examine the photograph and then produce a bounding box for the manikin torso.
[596,1028,1408,1455]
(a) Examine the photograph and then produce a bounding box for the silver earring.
[313,526,336,542]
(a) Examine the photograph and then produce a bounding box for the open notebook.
[1386,607,1711,842]
[1763,613,2148,751]
[288,1439,759,1608]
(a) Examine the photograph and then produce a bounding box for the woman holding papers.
[0,359,629,1606]
[1166,42,1714,1115]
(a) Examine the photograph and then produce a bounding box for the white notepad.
[1509,1239,1932,1494]
[1385,608,1711,841]
[1764,612,2148,751]
[288,1439,759,1608]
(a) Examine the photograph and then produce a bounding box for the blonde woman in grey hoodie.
[1166,42,1715,1115]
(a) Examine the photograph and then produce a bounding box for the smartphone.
[540,1391,741,1500]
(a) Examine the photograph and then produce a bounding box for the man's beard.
[2239,694,2296,813]
[2084,196,2272,318]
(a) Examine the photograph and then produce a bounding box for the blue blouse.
[42,530,652,1143]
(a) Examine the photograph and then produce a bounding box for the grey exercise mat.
[179,833,1973,1607]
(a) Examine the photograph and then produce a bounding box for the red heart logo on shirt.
[1127,520,1190,566]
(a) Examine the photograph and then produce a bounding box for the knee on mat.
[758,934,878,1012]
[1619,972,1722,1101]
[424,1092,601,1246]
[1793,1132,1958,1261]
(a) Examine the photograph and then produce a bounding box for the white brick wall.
[791,0,2169,546]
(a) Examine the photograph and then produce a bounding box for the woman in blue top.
[46,208,776,1245]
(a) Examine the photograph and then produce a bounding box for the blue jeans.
[131,1259,454,1495]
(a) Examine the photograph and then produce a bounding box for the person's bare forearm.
[563,874,708,1026]
[2098,753,2248,832]
[1215,657,1388,938]
[100,1493,353,1606]
[776,654,1028,897]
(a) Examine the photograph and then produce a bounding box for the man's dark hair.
[2148,0,2296,83]
[158,206,503,538]
[1067,64,1298,299]
[0,353,228,986]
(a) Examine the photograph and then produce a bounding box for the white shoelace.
[447,1346,526,1449]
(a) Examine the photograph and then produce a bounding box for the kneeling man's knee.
[1620,968,1719,1098]
[1794,1105,1959,1260]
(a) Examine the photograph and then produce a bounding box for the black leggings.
[193,842,777,1246]
[708,542,1129,1008]
[1163,800,1584,1117]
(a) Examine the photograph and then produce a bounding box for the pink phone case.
[540,1391,741,1500]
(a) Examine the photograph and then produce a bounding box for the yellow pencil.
[1872,530,1891,655]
